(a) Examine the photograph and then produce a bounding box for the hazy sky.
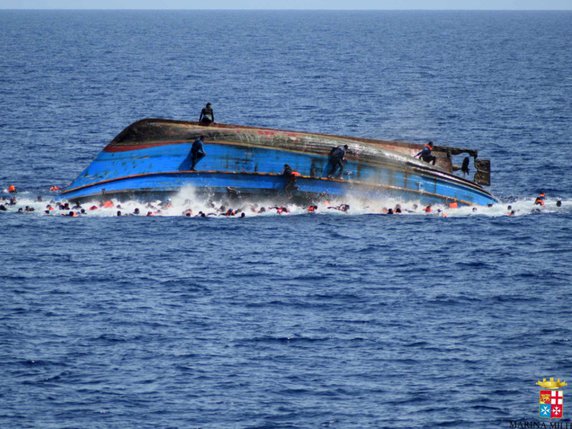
[1,0,571,10]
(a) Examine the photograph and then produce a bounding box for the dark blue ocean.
[1,10,572,428]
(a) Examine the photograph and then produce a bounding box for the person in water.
[327,204,350,212]
[199,103,214,125]
[415,142,436,165]
[534,192,546,206]
[190,136,206,171]
[326,145,349,178]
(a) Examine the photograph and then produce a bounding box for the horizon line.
[1,8,571,11]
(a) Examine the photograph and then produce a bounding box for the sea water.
[1,11,571,428]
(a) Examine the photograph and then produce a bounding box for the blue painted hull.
[61,120,497,206]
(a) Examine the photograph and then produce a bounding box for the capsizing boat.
[61,118,496,206]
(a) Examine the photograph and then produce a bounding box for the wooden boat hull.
[61,119,497,206]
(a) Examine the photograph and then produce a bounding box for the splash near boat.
[61,118,496,206]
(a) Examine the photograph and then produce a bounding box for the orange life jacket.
[449,201,458,209]
[103,200,114,208]
[8,185,16,193]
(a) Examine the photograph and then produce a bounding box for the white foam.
[0,190,568,219]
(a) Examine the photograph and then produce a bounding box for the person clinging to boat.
[190,135,206,171]
[415,141,436,165]
[282,163,300,196]
[199,102,214,125]
[326,144,349,178]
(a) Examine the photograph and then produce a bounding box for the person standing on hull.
[190,135,206,171]
[199,102,214,125]
[415,141,437,166]
[326,144,349,178]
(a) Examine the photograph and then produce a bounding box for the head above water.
[206,103,212,108]
[427,141,434,147]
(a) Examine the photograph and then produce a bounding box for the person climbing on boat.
[190,135,206,171]
[326,145,348,178]
[415,141,436,165]
[461,156,470,176]
[282,164,300,196]
[199,102,214,125]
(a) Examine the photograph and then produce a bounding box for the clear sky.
[1,0,571,9]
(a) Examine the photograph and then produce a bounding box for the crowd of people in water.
[0,184,564,219]
[0,193,357,218]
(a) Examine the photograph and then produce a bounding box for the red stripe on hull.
[104,140,187,153]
